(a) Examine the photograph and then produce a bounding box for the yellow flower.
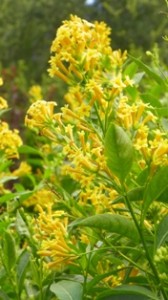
[34,205,78,270]
[0,77,3,86]
[0,97,8,110]
[0,121,22,158]
[48,15,112,80]
[97,260,122,287]
[29,85,43,103]
[25,100,57,135]
[12,162,32,177]
[23,188,56,210]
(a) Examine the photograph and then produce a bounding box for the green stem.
[94,102,105,136]
[38,259,44,300]
[82,250,92,300]
[123,189,168,300]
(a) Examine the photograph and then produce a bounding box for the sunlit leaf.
[105,123,134,182]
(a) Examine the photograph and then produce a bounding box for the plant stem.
[123,189,168,300]
[82,249,92,300]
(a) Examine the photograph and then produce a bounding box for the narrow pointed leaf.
[105,123,133,182]
[142,166,168,220]
[71,214,139,241]
[156,215,168,249]
[113,186,144,204]
[50,280,83,300]
[2,231,16,271]
[16,210,30,237]
[129,55,167,88]
[17,250,30,293]
[97,285,158,300]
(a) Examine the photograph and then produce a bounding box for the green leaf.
[50,280,83,300]
[97,285,158,300]
[125,86,138,101]
[155,107,168,117]
[0,160,12,172]
[16,210,30,237]
[2,231,16,271]
[142,166,168,220]
[113,186,144,204]
[141,93,161,108]
[133,72,145,85]
[124,61,138,78]
[0,190,33,204]
[105,123,134,182]
[156,215,168,249]
[19,145,43,156]
[17,250,30,294]
[71,214,139,241]
[129,55,167,88]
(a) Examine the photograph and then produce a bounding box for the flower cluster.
[23,188,56,210]
[34,205,78,270]
[24,15,168,295]
[0,78,23,159]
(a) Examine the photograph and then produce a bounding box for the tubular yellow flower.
[48,15,112,82]
[23,188,56,210]
[34,206,78,270]
[25,100,57,133]
[0,121,22,158]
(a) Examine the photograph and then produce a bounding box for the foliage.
[0,15,168,300]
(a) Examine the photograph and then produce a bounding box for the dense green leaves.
[105,123,134,182]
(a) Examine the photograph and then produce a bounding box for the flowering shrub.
[0,15,168,300]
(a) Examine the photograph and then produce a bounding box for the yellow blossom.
[0,121,22,158]
[29,85,43,103]
[0,97,8,110]
[34,205,78,270]
[12,162,32,177]
[23,188,56,210]
[25,100,57,134]
[48,15,112,81]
